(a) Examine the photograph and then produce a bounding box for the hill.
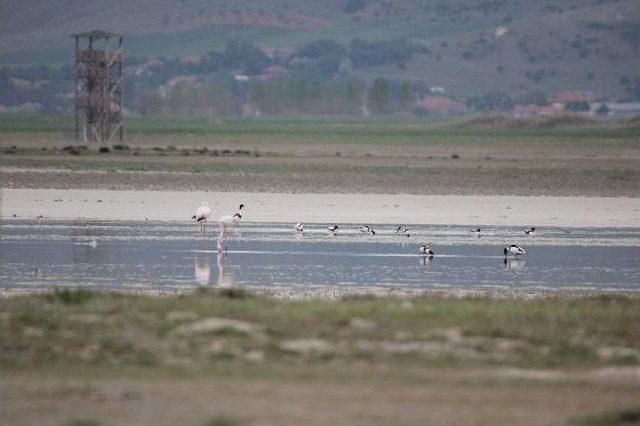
[2,0,639,99]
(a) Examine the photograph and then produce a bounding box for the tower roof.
[71,30,123,38]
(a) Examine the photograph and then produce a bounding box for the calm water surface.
[2,220,639,296]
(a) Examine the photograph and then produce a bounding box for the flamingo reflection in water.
[216,251,235,288]
[194,242,211,286]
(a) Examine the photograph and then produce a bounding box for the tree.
[466,91,514,111]
[516,90,548,106]
[294,40,346,59]
[368,78,391,114]
[564,101,590,112]
[398,81,414,113]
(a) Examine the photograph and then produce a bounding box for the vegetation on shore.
[4,291,640,424]
[3,290,640,373]
[1,115,638,195]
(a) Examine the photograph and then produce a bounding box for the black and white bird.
[525,227,536,236]
[232,203,245,222]
[396,226,410,237]
[192,201,212,234]
[360,225,376,235]
[470,228,481,236]
[328,225,339,235]
[418,244,434,257]
[504,244,526,256]
[294,222,304,233]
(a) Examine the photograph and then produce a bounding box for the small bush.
[98,146,110,153]
[217,288,250,299]
[51,288,93,305]
[112,144,130,151]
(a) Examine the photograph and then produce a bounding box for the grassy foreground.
[2,290,640,425]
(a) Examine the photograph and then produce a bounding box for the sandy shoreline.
[2,188,639,227]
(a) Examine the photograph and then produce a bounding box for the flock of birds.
[192,201,244,251]
[192,202,534,259]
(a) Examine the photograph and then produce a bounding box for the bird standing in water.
[418,244,434,257]
[504,244,526,256]
[192,201,212,235]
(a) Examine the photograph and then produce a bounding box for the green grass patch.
[2,293,639,372]
[0,115,637,148]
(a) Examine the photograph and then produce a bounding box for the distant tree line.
[2,36,639,117]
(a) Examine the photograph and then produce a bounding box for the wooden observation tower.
[72,30,124,143]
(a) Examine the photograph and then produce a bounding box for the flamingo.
[470,228,481,236]
[215,203,244,252]
[504,244,526,256]
[328,225,339,235]
[294,223,304,233]
[192,201,212,235]
[525,227,536,236]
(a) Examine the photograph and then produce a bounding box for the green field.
[0,114,638,146]
[1,114,639,196]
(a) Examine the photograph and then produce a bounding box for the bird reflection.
[503,257,526,270]
[216,251,235,288]
[194,243,211,286]
[420,256,434,267]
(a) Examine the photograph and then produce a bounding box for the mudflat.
[3,188,640,227]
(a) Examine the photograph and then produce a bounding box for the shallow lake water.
[2,219,640,296]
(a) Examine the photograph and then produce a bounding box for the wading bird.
[328,225,339,235]
[396,226,410,237]
[360,225,376,235]
[470,228,481,236]
[525,227,536,236]
[232,204,245,222]
[294,222,304,233]
[192,202,212,234]
[215,203,245,252]
[504,244,526,256]
[418,244,434,257]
